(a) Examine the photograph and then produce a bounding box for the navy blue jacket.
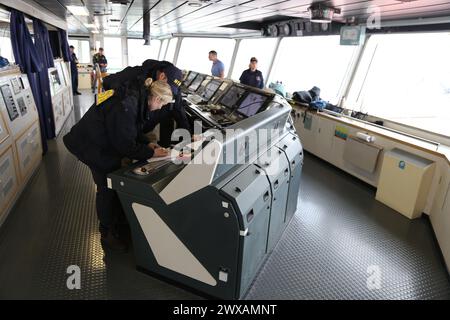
[63,84,154,173]
[239,69,264,89]
[103,59,190,131]
[70,52,78,74]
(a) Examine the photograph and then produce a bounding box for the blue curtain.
[58,29,71,62]
[33,19,55,68]
[10,10,55,153]
[31,18,56,139]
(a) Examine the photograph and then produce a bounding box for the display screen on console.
[188,75,205,92]
[184,72,198,87]
[236,92,268,117]
[201,80,222,101]
[219,86,246,109]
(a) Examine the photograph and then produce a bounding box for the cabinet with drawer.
[15,121,42,181]
[0,148,19,218]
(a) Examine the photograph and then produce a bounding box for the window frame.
[343,31,450,144]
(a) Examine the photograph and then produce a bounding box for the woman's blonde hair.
[144,78,173,105]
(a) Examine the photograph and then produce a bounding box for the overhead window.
[68,39,90,63]
[346,33,450,137]
[176,37,236,75]
[127,38,161,66]
[103,37,123,72]
[231,38,278,84]
[269,35,359,104]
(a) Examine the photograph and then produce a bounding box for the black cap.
[250,57,258,62]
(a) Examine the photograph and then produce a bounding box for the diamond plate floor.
[0,91,449,300]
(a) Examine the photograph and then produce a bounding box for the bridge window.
[103,37,123,72]
[164,38,179,63]
[0,36,14,63]
[159,39,169,60]
[127,38,161,66]
[269,35,359,104]
[346,32,450,137]
[176,37,236,75]
[231,38,278,84]
[68,39,90,64]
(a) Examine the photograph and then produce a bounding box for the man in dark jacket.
[63,81,169,251]
[103,59,190,146]
[239,57,264,89]
[69,45,81,95]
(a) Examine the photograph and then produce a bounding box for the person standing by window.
[208,50,225,79]
[93,47,108,72]
[69,45,81,95]
[239,57,264,89]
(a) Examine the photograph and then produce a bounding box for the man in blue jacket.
[69,46,81,95]
[239,57,264,89]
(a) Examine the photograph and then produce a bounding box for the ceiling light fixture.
[67,5,90,16]
[188,1,202,7]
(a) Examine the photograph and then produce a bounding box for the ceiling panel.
[16,0,450,37]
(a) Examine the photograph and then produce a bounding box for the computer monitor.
[184,72,198,87]
[201,79,222,102]
[188,74,205,92]
[236,92,268,117]
[219,86,246,109]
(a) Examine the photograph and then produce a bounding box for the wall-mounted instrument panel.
[49,59,73,137]
[0,68,43,227]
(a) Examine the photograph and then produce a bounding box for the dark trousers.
[71,70,79,93]
[159,116,174,148]
[90,168,122,236]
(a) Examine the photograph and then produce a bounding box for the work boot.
[101,230,127,253]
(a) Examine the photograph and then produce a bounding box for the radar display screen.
[188,74,205,92]
[236,92,268,117]
[201,80,222,101]
[184,72,198,87]
[219,86,246,109]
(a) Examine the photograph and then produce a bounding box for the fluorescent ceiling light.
[91,30,99,34]
[188,1,202,7]
[67,6,89,16]
[84,23,96,28]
